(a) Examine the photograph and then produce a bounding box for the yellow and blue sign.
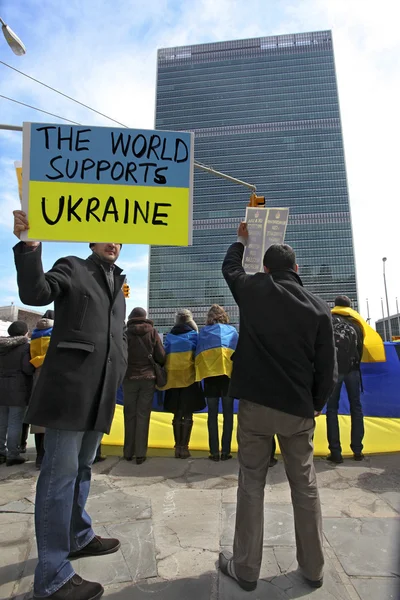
[21,123,194,245]
[195,324,238,381]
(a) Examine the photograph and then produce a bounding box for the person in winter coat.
[123,307,165,464]
[219,224,337,593]
[163,309,205,459]
[13,210,127,600]
[29,309,55,469]
[196,305,238,462]
[0,320,34,466]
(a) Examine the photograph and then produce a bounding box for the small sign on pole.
[21,123,194,245]
[243,207,289,274]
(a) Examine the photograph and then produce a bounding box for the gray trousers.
[123,379,155,459]
[233,400,324,583]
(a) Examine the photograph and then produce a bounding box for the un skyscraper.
[149,31,357,331]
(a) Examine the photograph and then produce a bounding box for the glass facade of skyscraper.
[149,31,358,331]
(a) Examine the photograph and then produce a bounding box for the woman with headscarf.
[163,309,205,459]
[29,309,54,469]
[195,305,238,461]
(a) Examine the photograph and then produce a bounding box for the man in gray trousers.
[219,223,337,591]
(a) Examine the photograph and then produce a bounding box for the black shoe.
[0,455,6,465]
[136,457,146,465]
[304,576,323,588]
[93,455,107,464]
[6,457,26,467]
[124,456,133,461]
[19,445,27,454]
[33,574,104,599]
[269,457,278,467]
[209,454,220,462]
[326,453,343,465]
[220,453,232,461]
[219,552,257,591]
[69,535,121,559]
[353,453,364,461]
[35,458,43,470]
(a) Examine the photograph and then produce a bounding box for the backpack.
[332,315,360,375]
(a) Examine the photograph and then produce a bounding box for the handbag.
[137,335,167,388]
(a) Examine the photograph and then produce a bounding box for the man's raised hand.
[237,221,249,240]
[13,210,39,247]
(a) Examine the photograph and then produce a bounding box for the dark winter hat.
[8,320,28,337]
[335,295,352,307]
[129,307,147,319]
[42,310,55,320]
[175,309,198,332]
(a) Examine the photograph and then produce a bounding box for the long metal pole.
[396,297,400,337]
[381,298,387,342]
[0,124,257,192]
[0,123,22,131]
[382,258,392,340]
[366,298,370,323]
[194,161,256,191]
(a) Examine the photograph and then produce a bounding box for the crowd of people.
[0,209,368,600]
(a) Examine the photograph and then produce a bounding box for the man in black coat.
[219,223,337,593]
[0,320,34,466]
[13,210,127,600]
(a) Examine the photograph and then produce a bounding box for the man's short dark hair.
[263,244,296,271]
[335,295,352,307]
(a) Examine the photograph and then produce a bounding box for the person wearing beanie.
[28,310,55,469]
[162,309,205,458]
[123,307,165,465]
[13,208,127,600]
[0,321,34,466]
[195,305,238,462]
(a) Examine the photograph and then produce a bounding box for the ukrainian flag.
[195,324,238,381]
[159,330,198,390]
[331,306,386,363]
[30,327,52,368]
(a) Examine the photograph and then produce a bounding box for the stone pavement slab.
[324,517,400,577]
[102,573,216,600]
[351,576,399,600]
[221,503,296,547]
[86,489,151,524]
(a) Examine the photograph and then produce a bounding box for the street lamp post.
[381,298,387,342]
[382,257,392,341]
[366,298,370,323]
[396,297,400,338]
[0,17,26,55]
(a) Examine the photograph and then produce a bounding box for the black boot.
[172,418,183,458]
[180,418,193,459]
[20,423,29,453]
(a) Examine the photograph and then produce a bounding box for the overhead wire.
[0,60,129,128]
[0,94,82,125]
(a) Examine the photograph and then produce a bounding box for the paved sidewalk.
[0,448,399,600]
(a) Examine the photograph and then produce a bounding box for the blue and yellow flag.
[30,327,52,368]
[195,324,238,382]
[331,306,385,363]
[160,330,198,390]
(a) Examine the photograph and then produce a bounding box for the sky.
[0,0,399,325]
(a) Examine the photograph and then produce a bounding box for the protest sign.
[14,161,22,202]
[21,123,194,245]
[243,207,289,274]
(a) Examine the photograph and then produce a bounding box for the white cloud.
[0,0,399,326]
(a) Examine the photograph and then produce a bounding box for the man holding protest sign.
[13,210,127,600]
[219,222,337,591]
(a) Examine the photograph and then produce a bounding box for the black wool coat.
[13,243,127,433]
[0,336,34,407]
[222,242,337,418]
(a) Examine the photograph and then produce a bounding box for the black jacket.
[13,243,127,433]
[0,336,34,407]
[222,242,337,418]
